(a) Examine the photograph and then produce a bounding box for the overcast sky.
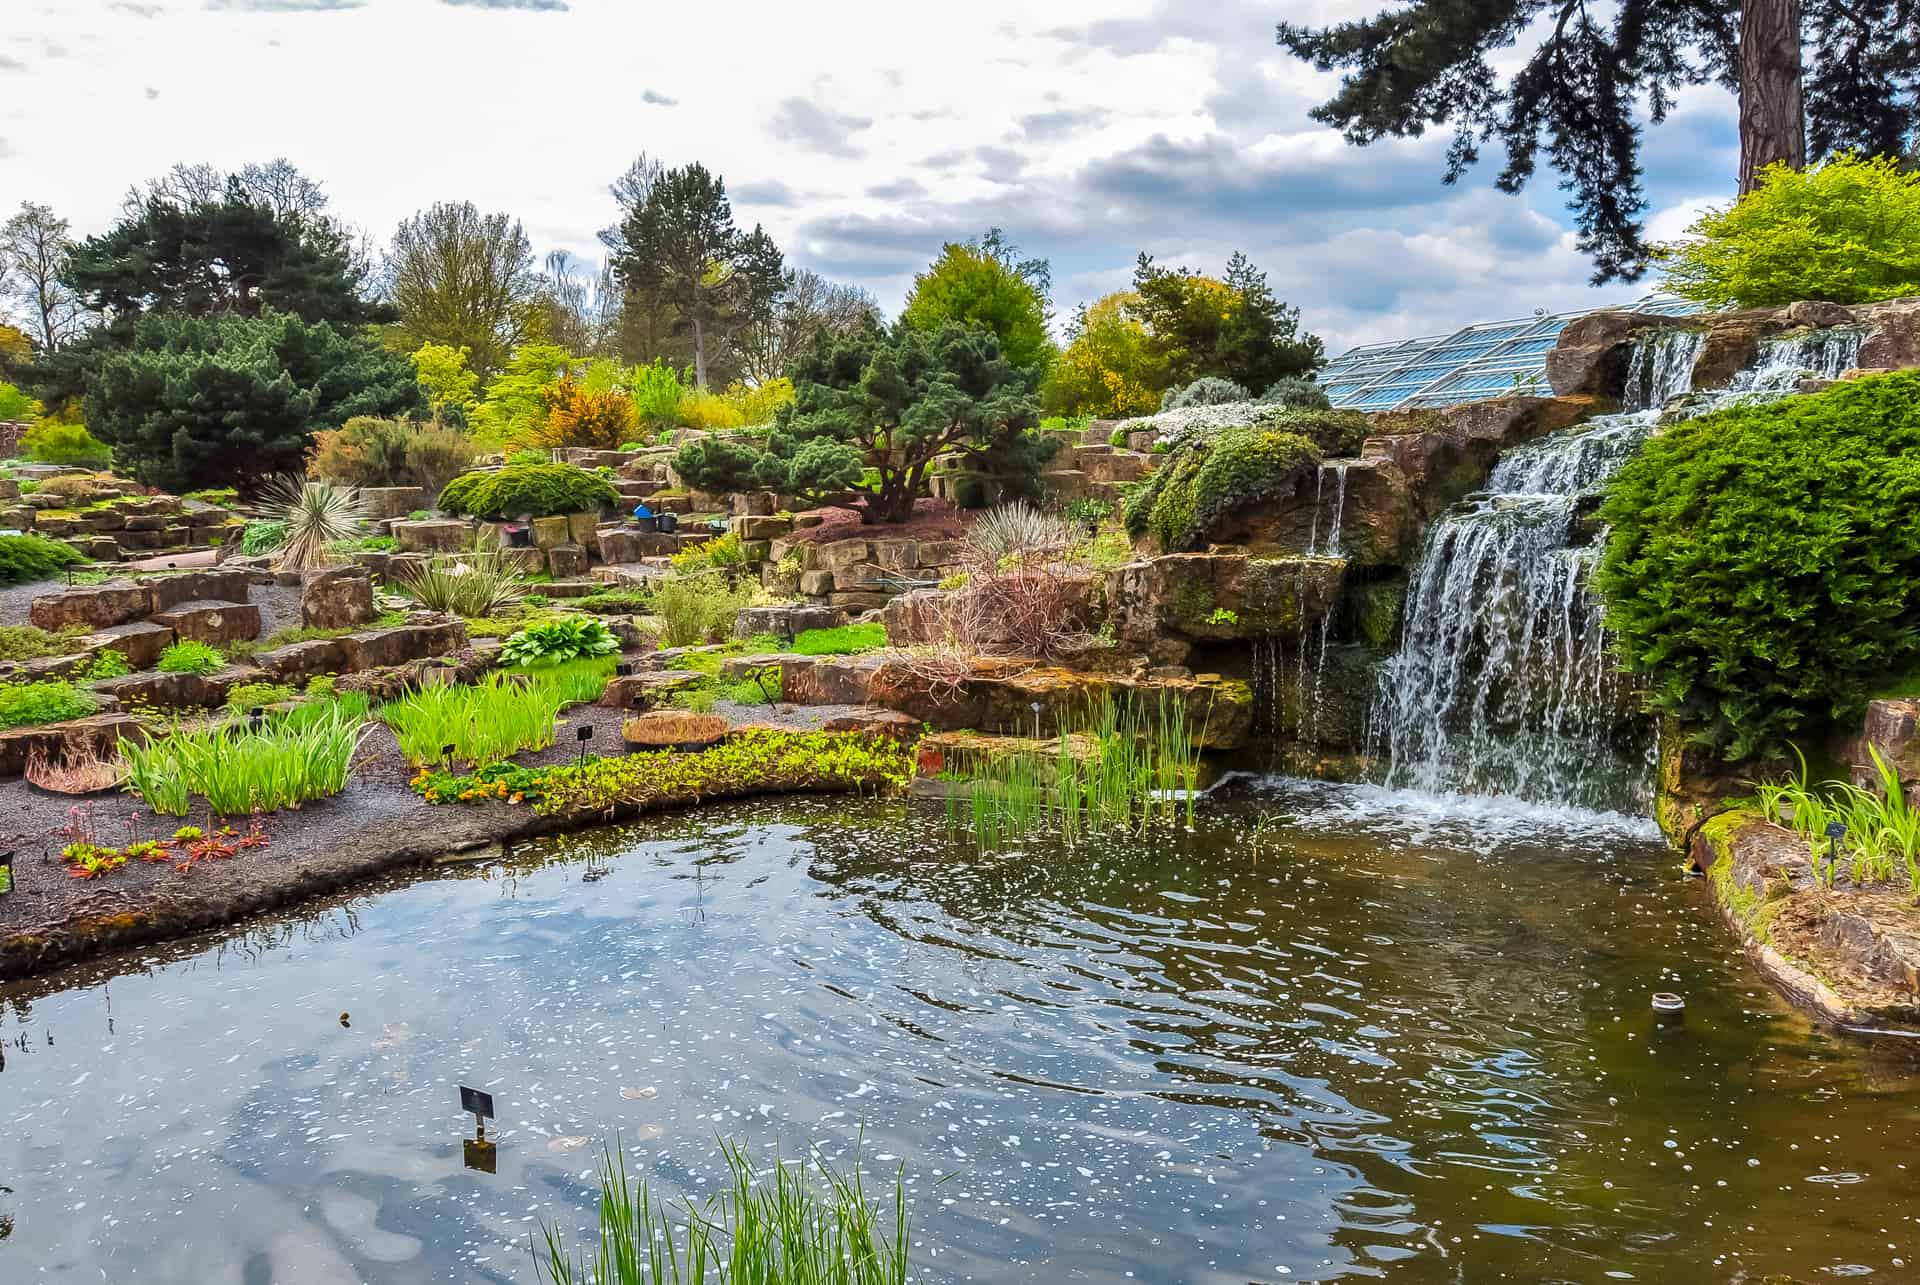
[5,0,1739,353]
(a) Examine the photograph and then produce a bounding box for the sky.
[3,0,1741,354]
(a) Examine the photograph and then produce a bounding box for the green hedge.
[1598,371,1920,760]
[1123,426,1320,552]
[437,463,619,520]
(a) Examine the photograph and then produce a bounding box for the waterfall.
[1305,463,1350,558]
[1369,326,1865,814]
[1623,329,1704,411]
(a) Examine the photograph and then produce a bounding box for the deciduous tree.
[1130,253,1322,394]
[901,229,1054,371]
[733,268,879,385]
[384,201,540,384]
[1041,292,1169,418]
[1277,0,1920,282]
[0,202,83,353]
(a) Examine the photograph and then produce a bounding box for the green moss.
[1259,407,1369,457]
[1350,576,1407,651]
[1123,426,1320,553]
[1169,576,1216,627]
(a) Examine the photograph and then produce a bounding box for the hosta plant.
[501,616,620,667]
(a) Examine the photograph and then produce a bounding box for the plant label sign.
[459,1086,495,1120]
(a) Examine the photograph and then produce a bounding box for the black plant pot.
[505,525,531,548]
[634,516,658,534]
[657,512,678,534]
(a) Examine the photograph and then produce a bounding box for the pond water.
[3,784,1919,1283]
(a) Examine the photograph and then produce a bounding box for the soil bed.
[786,498,975,544]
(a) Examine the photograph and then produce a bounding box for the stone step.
[535,579,605,599]
[151,599,262,646]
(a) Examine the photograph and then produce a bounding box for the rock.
[393,518,471,554]
[1106,553,1345,646]
[731,514,792,540]
[545,544,588,579]
[300,566,375,630]
[84,536,121,560]
[596,526,681,563]
[1691,313,1785,390]
[150,599,262,646]
[79,621,176,670]
[798,570,835,596]
[729,490,776,516]
[360,486,428,520]
[1847,699,1920,795]
[255,638,351,683]
[732,604,845,641]
[531,515,572,549]
[1786,300,1857,329]
[792,512,826,529]
[1857,297,1920,373]
[719,653,789,680]
[30,582,150,631]
[0,713,148,778]
[1545,310,1695,398]
[566,511,599,552]
[597,671,701,710]
[826,591,893,612]
[339,621,469,671]
[1364,396,1589,521]
[819,708,922,741]
[809,539,872,571]
[94,665,254,710]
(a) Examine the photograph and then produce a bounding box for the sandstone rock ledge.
[1693,811,1920,1034]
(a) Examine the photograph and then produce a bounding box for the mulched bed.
[784,498,976,545]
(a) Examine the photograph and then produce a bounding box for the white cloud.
[1,0,1742,355]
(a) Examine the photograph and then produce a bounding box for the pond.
[3,782,1918,1282]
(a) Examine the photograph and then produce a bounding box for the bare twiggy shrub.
[25,743,126,793]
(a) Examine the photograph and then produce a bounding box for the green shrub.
[1259,407,1368,456]
[1657,153,1920,308]
[0,679,96,729]
[157,640,225,675]
[1257,377,1332,410]
[574,590,653,614]
[501,616,620,667]
[85,649,131,680]
[1123,425,1320,552]
[1161,377,1250,410]
[791,622,888,655]
[437,463,619,520]
[226,680,298,710]
[21,422,112,468]
[668,529,746,573]
[652,573,758,647]
[0,533,84,585]
[1598,371,1920,760]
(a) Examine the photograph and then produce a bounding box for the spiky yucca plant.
[263,475,367,571]
[964,502,1077,571]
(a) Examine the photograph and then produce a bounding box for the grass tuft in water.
[534,1138,912,1285]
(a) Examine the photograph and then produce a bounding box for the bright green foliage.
[0,382,39,421]
[1131,252,1323,393]
[85,649,131,680]
[23,422,112,468]
[1124,425,1321,552]
[410,342,480,419]
[667,529,745,573]
[626,359,688,426]
[573,590,653,614]
[437,462,618,519]
[469,343,574,446]
[0,623,90,661]
[381,659,613,767]
[1658,154,1920,308]
[651,573,759,647]
[534,1140,914,1285]
[84,309,423,492]
[241,520,288,556]
[501,616,620,667]
[672,321,1045,524]
[120,702,366,816]
[0,533,83,585]
[791,622,888,655]
[901,230,1055,371]
[1598,372,1920,760]
[0,679,95,729]
[157,640,225,675]
[225,680,298,710]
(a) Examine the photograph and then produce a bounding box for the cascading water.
[1370,327,1865,814]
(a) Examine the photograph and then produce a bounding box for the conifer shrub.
[1123,425,1320,552]
[0,533,84,585]
[1160,377,1250,410]
[437,462,618,520]
[1598,371,1920,760]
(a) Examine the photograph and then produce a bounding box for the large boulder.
[1857,297,1920,373]
[1544,311,1695,398]
[80,620,176,671]
[733,604,845,641]
[393,519,471,554]
[301,566,376,630]
[94,665,254,710]
[1365,396,1592,520]
[255,638,351,684]
[338,621,468,671]
[30,583,150,632]
[1106,553,1346,650]
[360,486,427,521]
[150,599,261,647]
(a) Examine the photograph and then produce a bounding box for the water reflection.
[1,788,1917,1282]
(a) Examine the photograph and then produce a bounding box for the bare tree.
[733,268,880,384]
[0,202,84,352]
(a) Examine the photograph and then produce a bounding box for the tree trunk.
[691,314,707,388]
[1737,0,1805,193]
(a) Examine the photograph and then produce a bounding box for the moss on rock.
[1123,426,1321,553]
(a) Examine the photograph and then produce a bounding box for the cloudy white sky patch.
[3,0,1741,352]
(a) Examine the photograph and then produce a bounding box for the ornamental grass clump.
[652,572,759,647]
[120,702,368,816]
[381,658,613,767]
[533,1139,912,1285]
[399,547,528,618]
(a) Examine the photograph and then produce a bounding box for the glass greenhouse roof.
[1321,292,1701,410]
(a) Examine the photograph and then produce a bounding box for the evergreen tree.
[1130,253,1323,393]
[1277,0,1920,282]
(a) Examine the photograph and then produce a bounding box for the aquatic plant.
[942,693,1207,851]
[412,729,913,813]
[120,703,368,815]
[1757,745,1920,896]
[534,1139,912,1285]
